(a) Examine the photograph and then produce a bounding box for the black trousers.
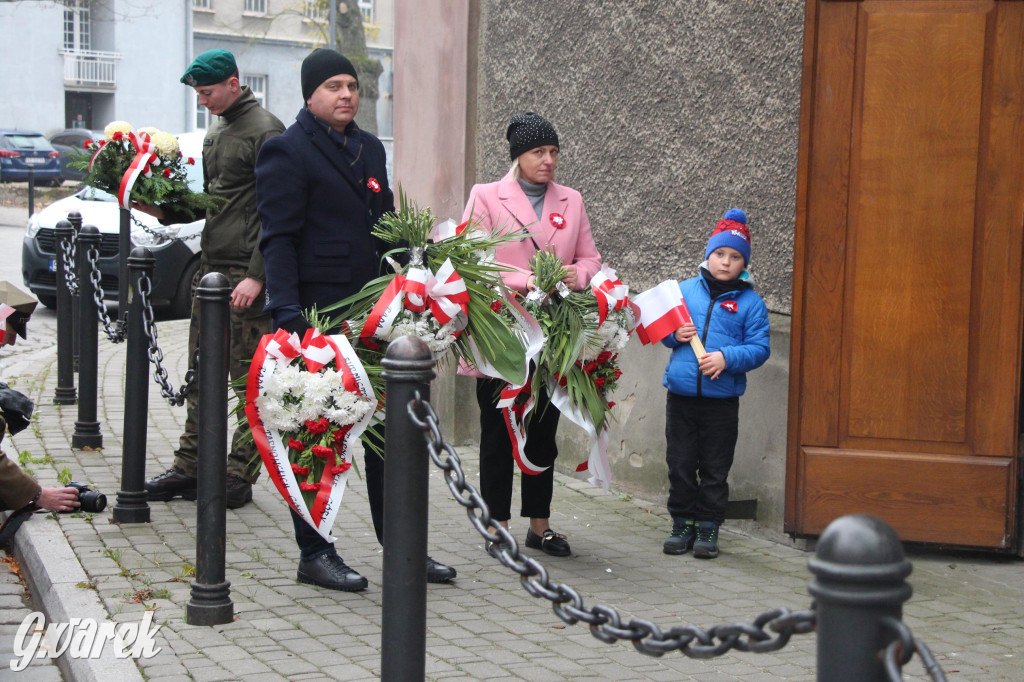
[665,392,739,526]
[292,426,384,560]
[476,378,561,522]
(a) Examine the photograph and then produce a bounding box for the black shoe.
[525,528,571,557]
[225,475,253,509]
[426,556,457,583]
[297,553,368,592]
[692,521,720,559]
[663,518,696,555]
[145,468,197,502]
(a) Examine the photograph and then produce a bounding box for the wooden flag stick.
[679,299,706,360]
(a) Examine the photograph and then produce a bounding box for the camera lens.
[78,489,107,513]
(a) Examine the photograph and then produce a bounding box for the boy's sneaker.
[692,520,720,559]
[663,519,696,555]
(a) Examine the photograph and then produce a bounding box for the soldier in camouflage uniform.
[137,49,284,508]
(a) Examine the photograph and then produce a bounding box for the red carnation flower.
[329,462,352,476]
[287,438,305,451]
[311,445,334,459]
[490,300,503,313]
[291,464,310,476]
[607,401,616,408]
[584,362,598,374]
[594,377,606,387]
[187,157,195,165]
[298,482,321,492]
[162,168,172,178]
[613,368,622,379]
[83,140,93,149]
[596,351,613,364]
[554,373,568,387]
[304,418,330,435]
[112,131,123,141]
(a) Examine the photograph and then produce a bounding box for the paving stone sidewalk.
[2,312,1024,680]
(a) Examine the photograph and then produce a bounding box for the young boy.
[660,209,770,558]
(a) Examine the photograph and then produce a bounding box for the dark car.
[0,129,62,186]
[49,128,103,183]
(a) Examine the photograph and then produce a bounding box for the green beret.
[181,49,237,87]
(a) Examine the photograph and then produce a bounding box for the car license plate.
[26,157,45,165]
[49,259,57,272]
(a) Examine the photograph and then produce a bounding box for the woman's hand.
[698,351,727,380]
[561,264,578,290]
[527,274,537,290]
[673,323,696,343]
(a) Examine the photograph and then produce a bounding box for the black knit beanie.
[301,48,358,101]
[506,112,559,160]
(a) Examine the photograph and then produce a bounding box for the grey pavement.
[2,203,1024,680]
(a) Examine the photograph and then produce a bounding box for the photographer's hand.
[36,487,81,512]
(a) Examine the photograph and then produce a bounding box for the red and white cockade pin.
[367,177,381,193]
[549,212,565,229]
[720,300,738,313]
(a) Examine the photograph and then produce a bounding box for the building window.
[244,75,267,108]
[303,1,323,21]
[358,0,374,23]
[63,0,90,52]
[243,0,267,15]
[193,0,212,9]
[195,94,209,130]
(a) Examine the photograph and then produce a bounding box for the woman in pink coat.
[460,112,602,556]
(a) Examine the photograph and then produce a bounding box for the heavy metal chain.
[408,394,816,659]
[136,271,197,406]
[881,617,948,681]
[59,233,78,295]
[84,246,126,343]
[130,212,201,241]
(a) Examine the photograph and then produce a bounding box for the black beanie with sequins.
[506,112,559,160]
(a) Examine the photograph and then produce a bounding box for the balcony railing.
[61,49,121,89]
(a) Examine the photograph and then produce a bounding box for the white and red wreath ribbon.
[117,131,160,210]
[0,303,16,345]
[632,280,692,345]
[245,327,375,542]
[430,218,470,242]
[360,258,471,347]
[548,382,613,491]
[465,294,546,475]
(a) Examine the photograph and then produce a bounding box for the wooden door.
[787,0,1024,548]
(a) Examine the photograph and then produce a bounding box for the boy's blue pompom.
[723,208,747,224]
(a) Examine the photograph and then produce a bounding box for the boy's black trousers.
[665,392,739,526]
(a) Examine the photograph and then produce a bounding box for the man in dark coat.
[255,48,456,591]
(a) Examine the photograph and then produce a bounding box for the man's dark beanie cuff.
[301,48,358,101]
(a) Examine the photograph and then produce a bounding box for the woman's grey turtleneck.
[517,177,547,222]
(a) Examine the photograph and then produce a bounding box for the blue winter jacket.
[661,271,771,399]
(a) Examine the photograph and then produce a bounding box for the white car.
[21,132,206,318]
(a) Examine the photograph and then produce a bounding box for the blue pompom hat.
[704,208,751,266]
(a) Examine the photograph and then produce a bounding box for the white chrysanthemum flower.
[137,126,160,137]
[104,121,132,140]
[150,131,179,159]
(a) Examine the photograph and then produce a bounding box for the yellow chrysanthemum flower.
[103,121,132,140]
[150,132,179,159]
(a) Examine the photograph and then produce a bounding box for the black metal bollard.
[118,206,130,328]
[380,335,435,682]
[808,515,913,682]
[112,247,154,524]
[68,210,82,372]
[72,225,102,449]
[53,219,77,405]
[27,166,35,218]
[186,272,233,626]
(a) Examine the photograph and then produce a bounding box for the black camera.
[67,482,107,513]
